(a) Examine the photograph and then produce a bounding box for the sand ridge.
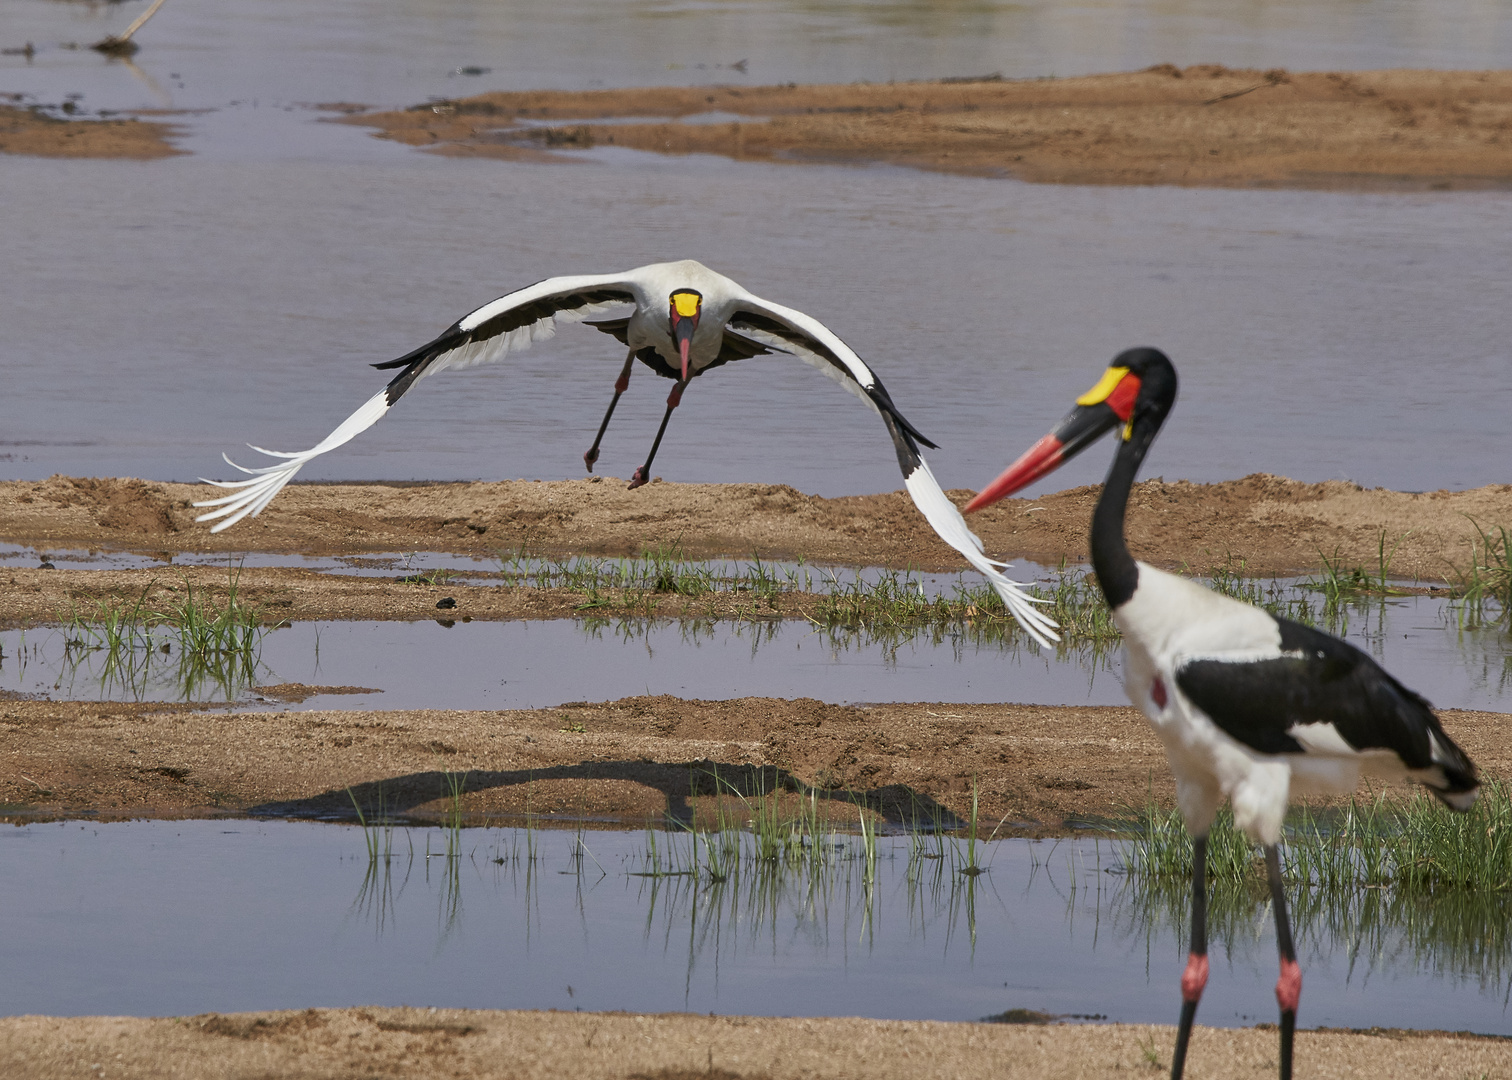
[347,66,1512,190]
[4,474,1511,586]
[3,696,1506,828]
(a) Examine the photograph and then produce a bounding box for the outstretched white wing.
[726,295,1059,647]
[193,272,640,532]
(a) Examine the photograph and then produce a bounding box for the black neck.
[1085,348,1177,610]
[1090,427,1147,610]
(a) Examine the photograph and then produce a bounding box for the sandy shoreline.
[348,66,1512,190]
[2,1007,1507,1079]
[5,474,1511,593]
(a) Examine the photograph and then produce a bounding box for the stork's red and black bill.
[964,365,1142,513]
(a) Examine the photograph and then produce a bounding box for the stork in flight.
[965,347,1479,1080]
[193,259,1057,644]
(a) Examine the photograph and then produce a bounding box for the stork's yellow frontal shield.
[1075,366,1131,407]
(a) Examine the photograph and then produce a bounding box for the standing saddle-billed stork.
[192,259,1056,644]
[965,347,1479,1080]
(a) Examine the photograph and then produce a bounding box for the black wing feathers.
[865,374,937,451]
[727,309,938,451]
[1176,617,1476,786]
[369,286,636,406]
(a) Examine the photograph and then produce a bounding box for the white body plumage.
[1118,562,1474,845]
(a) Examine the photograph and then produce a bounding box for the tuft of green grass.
[1201,555,1319,625]
[1120,782,1512,893]
[1448,518,1512,631]
[59,563,266,700]
[1303,531,1414,621]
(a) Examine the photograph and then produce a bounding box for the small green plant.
[1448,518,1512,631]
[396,568,455,587]
[58,563,266,700]
[1305,530,1413,611]
[1120,783,1512,894]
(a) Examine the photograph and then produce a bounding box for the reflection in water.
[347,822,1512,1010]
[4,619,264,703]
[1116,874,1512,998]
[3,820,1510,1030]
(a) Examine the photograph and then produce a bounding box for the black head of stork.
[966,347,1478,1080]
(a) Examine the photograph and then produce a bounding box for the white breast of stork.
[192,259,1058,645]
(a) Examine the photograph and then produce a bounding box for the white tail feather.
[903,457,1059,647]
[193,389,392,533]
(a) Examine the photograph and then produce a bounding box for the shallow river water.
[2,2,1511,499]
[2,820,1508,1034]
[4,589,1508,712]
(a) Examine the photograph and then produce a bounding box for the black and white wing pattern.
[1176,616,1479,807]
[727,297,1058,646]
[193,274,637,532]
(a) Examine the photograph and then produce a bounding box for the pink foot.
[1181,953,1209,1003]
[1276,958,1302,1013]
[583,448,599,472]
[628,468,648,490]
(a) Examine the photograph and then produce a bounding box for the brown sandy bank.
[348,66,1512,190]
[2,697,1504,827]
[0,103,181,159]
[3,1007,1508,1079]
[0,562,820,629]
[5,475,1512,583]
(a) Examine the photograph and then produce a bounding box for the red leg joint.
[1181,953,1209,1003]
[1275,958,1302,1013]
[614,374,630,394]
[666,385,684,408]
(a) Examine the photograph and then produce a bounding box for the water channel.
[4,588,1508,713]
[2,820,1508,1033]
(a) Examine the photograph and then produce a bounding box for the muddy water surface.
[2,820,1509,1035]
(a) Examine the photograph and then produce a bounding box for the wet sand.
[3,695,1505,828]
[4,1006,1508,1079]
[349,66,1512,190]
[3,474,1510,598]
[0,103,181,159]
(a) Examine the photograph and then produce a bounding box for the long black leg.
[583,350,636,472]
[628,380,686,490]
[1265,844,1300,1080]
[1171,833,1209,1080]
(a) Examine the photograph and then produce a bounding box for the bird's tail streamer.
[192,388,392,533]
[903,456,1060,648]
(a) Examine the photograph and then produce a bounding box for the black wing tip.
[868,387,937,451]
